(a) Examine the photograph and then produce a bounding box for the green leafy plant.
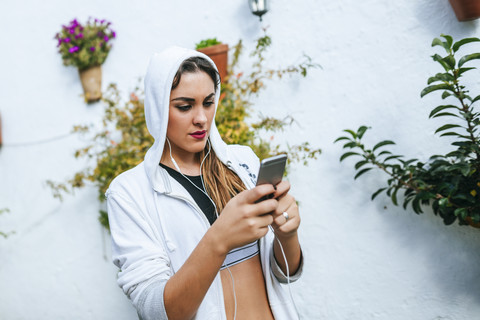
[48,35,321,229]
[335,34,480,227]
[195,38,222,50]
[54,18,116,70]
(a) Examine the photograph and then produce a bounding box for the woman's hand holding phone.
[210,184,279,253]
[270,180,300,239]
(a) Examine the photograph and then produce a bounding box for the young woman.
[106,46,303,320]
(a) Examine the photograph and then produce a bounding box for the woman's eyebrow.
[203,93,215,101]
[171,97,195,102]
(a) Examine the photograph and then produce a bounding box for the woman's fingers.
[273,180,291,199]
[241,184,276,204]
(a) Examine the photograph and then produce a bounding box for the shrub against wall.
[336,34,480,227]
[47,35,321,229]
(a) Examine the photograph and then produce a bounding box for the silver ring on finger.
[282,211,289,221]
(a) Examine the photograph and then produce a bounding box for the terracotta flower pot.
[79,65,102,103]
[197,44,229,83]
[449,0,480,21]
[465,216,480,228]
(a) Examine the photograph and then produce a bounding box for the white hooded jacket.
[106,47,302,320]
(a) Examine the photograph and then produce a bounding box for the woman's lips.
[189,130,207,139]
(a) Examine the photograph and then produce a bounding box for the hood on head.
[143,46,228,191]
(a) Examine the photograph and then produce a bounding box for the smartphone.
[256,154,288,186]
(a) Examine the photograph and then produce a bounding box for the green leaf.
[371,187,387,200]
[472,94,480,104]
[334,136,351,143]
[403,195,414,210]
[442,55,456,69]
[431,37,445,49]
[429,105,458,118]
[439,131,461,137]
[427,76,440,85]
[391,187,399,206]
[400,158,418,166]
[357,126,369,139]
[458,53,480,67]
[342,129,357,138]
[354,167,373,179]
[373,140,395,151]
[442,91,452,99]
[434,124,462,134]
[427,73,455,84]
[340,152,360,162]
[432,54,451,71]
[355,160,369,170]
[412,197,424,214]
[442,34,453,49]
[417,191,435,200]
[458,67,476,77]
[454,208,468,219]
[432,112,459,119]
[452,37,480,52]
[438,197,449,207]
[384,155,402,162]
[378,150,392,156]
[342,141,357,149]
[420,84,454,98]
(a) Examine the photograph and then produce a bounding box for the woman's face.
[166,71,216,161]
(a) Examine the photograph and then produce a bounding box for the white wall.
[1,0,480,319]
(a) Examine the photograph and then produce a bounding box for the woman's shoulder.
[106,161,149,198]
[226,144,259,163]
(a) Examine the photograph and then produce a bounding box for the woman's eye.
[176,105,192,112]
[204,101,214,107]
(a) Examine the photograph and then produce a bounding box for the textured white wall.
[1,0,480,319]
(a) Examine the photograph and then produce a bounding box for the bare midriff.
[220,254,275,320]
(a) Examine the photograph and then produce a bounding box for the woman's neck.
[161,148,201,176]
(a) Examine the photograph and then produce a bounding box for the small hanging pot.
[465,216,480,228]
[197,44,229,83]
[449,0,480,21]
[78,65,102,103]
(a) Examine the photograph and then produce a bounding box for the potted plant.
[196,38,229,83]
[335,34,480,227]
[449,0,480,21]
[55,18,116,103]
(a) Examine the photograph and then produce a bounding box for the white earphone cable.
[166,137,237,320]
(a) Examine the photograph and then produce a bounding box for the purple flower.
[69,28,75,34]
[69,46,79,53]
[112,31,116,38]
[104,35,109,42]
[75,33,83,39]
[64,37,71,43]
[57,38,63,47]
[90,46,96,52]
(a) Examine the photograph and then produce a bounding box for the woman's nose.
[193,107,207,125]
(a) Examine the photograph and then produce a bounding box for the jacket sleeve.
[106,190,171,320]
[269,242,304,284]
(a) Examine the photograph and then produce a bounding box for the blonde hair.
[200,145,246,213]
